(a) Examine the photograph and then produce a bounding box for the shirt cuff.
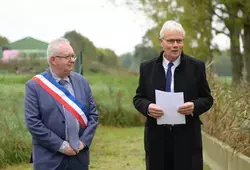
[58,141,68,153]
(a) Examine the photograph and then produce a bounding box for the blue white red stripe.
[32,72,88,128]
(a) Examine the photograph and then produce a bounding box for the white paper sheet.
[155,90,186,125]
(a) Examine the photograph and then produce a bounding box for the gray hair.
[159,20,186,39]
[47,37,70,64]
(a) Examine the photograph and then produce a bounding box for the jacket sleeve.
[24,81,64,152]
[192,62,213,116]
[79,79,98,149]
[133,63,152,117]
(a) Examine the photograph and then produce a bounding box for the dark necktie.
[59,80,80,150]
[166,62,174,92]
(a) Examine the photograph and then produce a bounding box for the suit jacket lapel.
[152,62,166,91]
[152,53,166,92]
[174,54,187,93]
[45,69,64,114]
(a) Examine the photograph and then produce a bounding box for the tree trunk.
[227,14,243,86]
[229,31,243,86]
[243,15,250,84]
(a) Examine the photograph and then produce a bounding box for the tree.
[97,48,119,67]
[0,35,9,46]
[64,30,97,61]
[213,0,244,85]
[242,0,250,84]
[119,52,133,70]
[112,0,250,85]
[134,43,158,62]
[120,0,215,62]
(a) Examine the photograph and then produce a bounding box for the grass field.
[0,127,210,170]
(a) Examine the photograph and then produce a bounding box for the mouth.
[171,50,179,53]
[67,64,74,68]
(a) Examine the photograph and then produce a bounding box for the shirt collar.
[49,67,70,83]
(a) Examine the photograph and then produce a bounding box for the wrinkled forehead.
[57,43,74,55]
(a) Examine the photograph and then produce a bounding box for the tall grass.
[202,75,250,156]
[0,84,31,168]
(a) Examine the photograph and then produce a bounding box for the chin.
[171,55,179,59]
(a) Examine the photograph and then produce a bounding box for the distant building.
[0,36,48,62]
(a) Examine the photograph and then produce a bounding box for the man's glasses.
[162,38,184,44]
[55,54,77,61]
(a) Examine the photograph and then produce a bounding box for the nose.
[69,57,76,62]
[173,40,178,46]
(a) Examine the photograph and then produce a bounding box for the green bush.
[0,58,48,74]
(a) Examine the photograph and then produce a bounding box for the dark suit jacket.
[133,52,213,170]
[24,69,99,170]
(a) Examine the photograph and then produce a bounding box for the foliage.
[0,58,48,74]
[64,30,97,61]
[213,50,232,76]
[134,43,158,62]
[114,0,250,85]
[0,36,9,46]
[119,52,133,70]
[96,48,119,67]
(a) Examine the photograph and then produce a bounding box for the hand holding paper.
[178,102,194,115]
[155,90,186,125]
[148,103,164,118]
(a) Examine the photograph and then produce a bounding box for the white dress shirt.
[162,54,181,92]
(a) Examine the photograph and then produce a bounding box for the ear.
[49,56,56,65]
[159,39,163,47]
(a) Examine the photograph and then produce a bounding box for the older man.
[133,20,213,170]
[24,38,98,170]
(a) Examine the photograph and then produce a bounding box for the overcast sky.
[0,0,230,55]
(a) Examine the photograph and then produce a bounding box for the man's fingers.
[153,106,164,112]
[149,113,163,118]
[149,107,164,113]
[178,105,193,113]
[148,104,165,118]
[150,111,163,115]
[178,107,192,112]
[179,105,192,110]
[178,108,193,114]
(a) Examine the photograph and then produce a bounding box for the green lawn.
[0,127,210,170]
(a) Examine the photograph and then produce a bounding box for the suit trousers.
[55,155,89,170]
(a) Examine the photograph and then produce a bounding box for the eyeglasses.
[162,38,184,44]
[55,54,77,61]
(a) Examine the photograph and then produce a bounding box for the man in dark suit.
[24,38,98,170]
[133,20,213,170]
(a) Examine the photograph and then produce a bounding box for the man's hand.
[77,141,85,153]
[64,144,77,156]
[178,102,194,115]
[148,103,164,118]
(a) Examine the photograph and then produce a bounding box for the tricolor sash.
[32,72,88,128]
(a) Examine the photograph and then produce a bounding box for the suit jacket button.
[62,121,65,124]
